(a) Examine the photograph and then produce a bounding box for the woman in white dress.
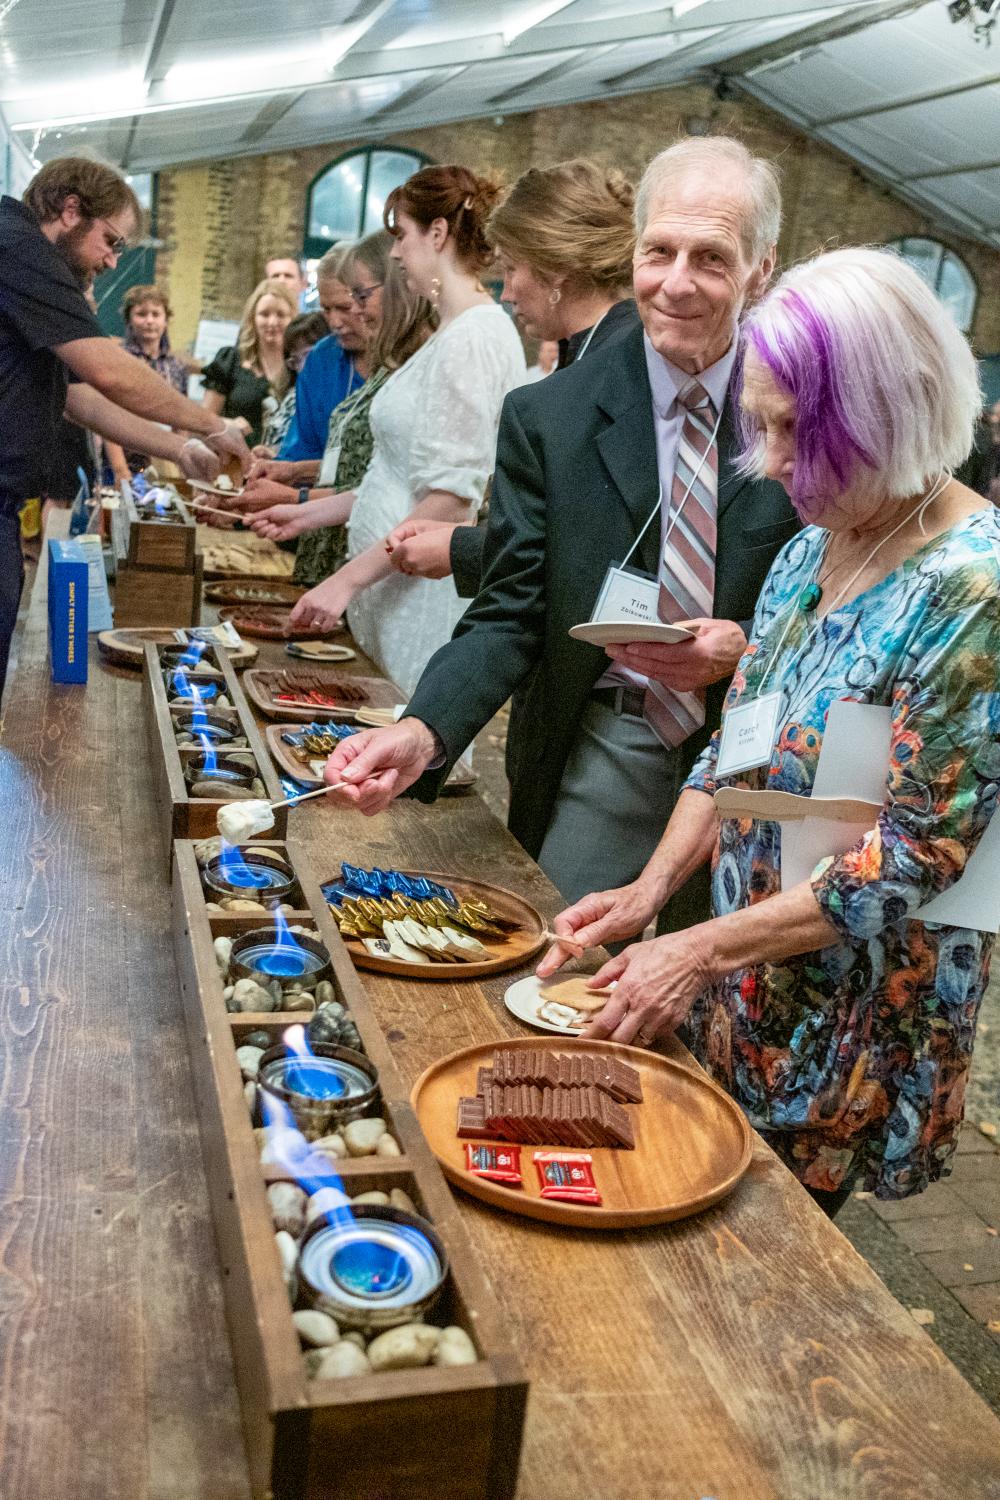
[281,165,525,695]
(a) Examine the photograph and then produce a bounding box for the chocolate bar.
[492,1048,642,1104]
[456,1097,492,1140]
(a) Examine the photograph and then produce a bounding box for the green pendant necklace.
[798,581,823,611]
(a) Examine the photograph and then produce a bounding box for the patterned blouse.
[684,507,1000,1199]
[293,367,388,589]
[121,331,189,471]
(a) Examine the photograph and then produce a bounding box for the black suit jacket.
[407,321,799,859]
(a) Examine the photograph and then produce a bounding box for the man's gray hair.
[316,241,357,284]
[635,137,782,264]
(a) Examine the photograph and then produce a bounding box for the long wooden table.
[3,536,1000,1499]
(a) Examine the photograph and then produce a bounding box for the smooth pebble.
[367,1323,439,1372]
[308,1342,371,1380]
[293,1310,339,1348]
[268,1182,307,1237]
[432,1327,477,1367]
[351,1190,390,1207]
[375,1133,401,1158]
[236,1044,264,1080]
[343,1118,387,1157]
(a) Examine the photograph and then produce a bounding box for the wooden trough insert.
[117,478,198,571]
[143,640,287,870]
[172,836,527,1500]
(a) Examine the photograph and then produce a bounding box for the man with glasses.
[0,155,250,698]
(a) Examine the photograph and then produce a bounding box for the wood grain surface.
[3,518,1000,1500]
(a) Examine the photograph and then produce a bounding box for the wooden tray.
[332,872,547,981]
[98,627,258,669]
[244,667,399,723]
[204,581,304,606]
[217,604,337,641]
[171,838,527,1499]
[412,1037,753,1227]
[266,723,477,794]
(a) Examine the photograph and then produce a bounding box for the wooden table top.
[3,533,1000,1500]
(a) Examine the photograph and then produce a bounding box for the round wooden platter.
[204,581,304,607]
[216,604,337,641]
[411,1037,753,1228]
[265,723,476,793]
[97,628,259,669]
[244,668,400,724]
[333,872,547,981]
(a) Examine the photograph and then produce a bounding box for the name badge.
[590,565,659,625]
[716,691,782,778]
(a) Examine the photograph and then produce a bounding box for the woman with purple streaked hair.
[545,247,1000,1210]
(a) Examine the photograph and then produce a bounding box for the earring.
[548,287,561,306]
[429,276,441,308]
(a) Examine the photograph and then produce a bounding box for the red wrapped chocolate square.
[465,1143,522,1185]
[534,1151,601,1204]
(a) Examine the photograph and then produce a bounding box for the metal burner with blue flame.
[166,673,221,704]
[172,705,240,746]
[183,751,257,792]
[259,1041,377,1137]
[230,924,332,993]
[298,1205,448,1331]
[204,848,296,904]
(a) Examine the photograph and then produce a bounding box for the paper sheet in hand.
[780,700,1000,932]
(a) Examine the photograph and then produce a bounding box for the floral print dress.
[684,508,1000,1198]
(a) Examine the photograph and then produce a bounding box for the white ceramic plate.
[504,975,585,1036]
[284,642,356,661]
[569,620,696,647]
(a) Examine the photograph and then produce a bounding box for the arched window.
[304,146,429,258]
[886,237,977,333]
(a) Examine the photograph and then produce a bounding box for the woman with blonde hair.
[384,158,637,591]
[200,276,297,446]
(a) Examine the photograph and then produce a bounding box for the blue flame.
[198,733,219,776]
[260,1089,353,1224]
[255,907,308,976]
[217,840,275,889]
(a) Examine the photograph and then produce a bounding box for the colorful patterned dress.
[684,508,1000,1198]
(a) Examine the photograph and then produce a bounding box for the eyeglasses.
[99,219,129,255]
[350,283,384,308]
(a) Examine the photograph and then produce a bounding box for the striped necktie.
[644,378,718,749]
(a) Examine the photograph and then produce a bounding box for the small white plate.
[569,620,696,648]
[284,642,355,661]
[188,478,245,500]
[504,975,585,1035]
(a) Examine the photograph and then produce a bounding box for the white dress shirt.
[595,333,738,695]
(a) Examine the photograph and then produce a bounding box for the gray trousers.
[537,699,711,931]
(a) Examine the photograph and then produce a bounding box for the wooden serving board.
[714,786,881,824]
[412,1037,753,1228]
[98,627,258,670]
[204,581,304,606]
[332,872,547,981]
[216,604,338,641]
[265,723,477,795]
[244,667,399,723]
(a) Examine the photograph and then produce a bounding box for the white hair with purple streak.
[738,247,982,515]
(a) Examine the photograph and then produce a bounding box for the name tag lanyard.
[615,401,726,577]
[716,469,950,778]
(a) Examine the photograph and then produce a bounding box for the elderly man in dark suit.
[325,137,798,920]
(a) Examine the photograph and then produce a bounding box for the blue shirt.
[278,334,364,461]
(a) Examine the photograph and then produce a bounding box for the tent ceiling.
[1,0,997,248]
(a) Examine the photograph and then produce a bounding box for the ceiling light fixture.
[502,0,577,47]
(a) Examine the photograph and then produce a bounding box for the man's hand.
[604,617,747,692]
[178,439,222,482]
[233,478,300,514]
[205,420,252,474]
[246,457,314,486]
[385,519,458,579]
[323,719,440,815]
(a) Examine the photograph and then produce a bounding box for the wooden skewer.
[270,780,350,811]
[540,928,586,956]
[175,494,245,523]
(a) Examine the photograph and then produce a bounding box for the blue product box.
[47,538,89,684]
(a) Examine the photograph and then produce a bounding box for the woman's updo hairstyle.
[486,160,636,294]
[384,164,503,272]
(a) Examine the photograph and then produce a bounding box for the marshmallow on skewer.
[217,799,275,843]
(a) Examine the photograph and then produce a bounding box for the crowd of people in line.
[2,140,999,1218]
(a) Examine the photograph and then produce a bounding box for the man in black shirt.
[0,155,249,697]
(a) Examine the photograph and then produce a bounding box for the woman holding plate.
[541,247,1000,1210]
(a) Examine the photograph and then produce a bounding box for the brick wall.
[156,81,1000,355]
